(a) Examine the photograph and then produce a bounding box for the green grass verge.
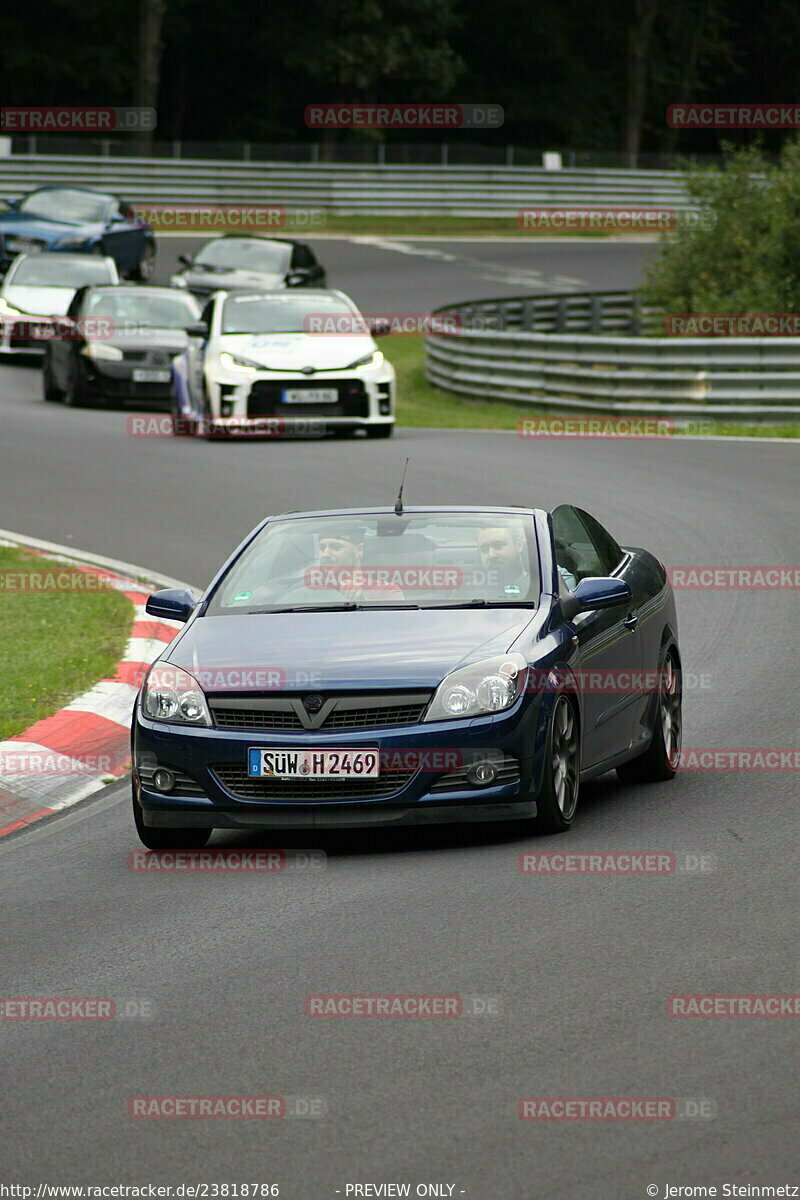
[0,546,135,740]
[388,335,800,437]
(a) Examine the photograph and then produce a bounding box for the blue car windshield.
[208,514,540,611]
[18,189,109,223]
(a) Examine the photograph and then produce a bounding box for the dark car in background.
[169,235,326,299]
[0,186,155,281]
[43,284,200,408]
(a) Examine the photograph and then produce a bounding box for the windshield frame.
[203,511,542,615]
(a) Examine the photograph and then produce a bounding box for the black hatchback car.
[169,235,327,300]
[42,284,200,408]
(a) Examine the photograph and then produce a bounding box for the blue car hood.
[166,608,538,690]
[0,212,89,239]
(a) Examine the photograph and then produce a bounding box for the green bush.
[641,138,800,318]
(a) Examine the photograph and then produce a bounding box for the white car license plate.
[248,747,379,779]
[281,388,338,404]
[133,368,171,383]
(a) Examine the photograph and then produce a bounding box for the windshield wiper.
[251,603,362,613]
[420,599,537,609]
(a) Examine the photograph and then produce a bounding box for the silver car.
[0,251,119,355]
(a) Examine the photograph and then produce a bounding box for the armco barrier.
[424,291,800,419]
[0,156,696,217]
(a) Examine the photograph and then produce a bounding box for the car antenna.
[394,458,410,515]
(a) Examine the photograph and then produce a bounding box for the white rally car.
[171,288,395,439]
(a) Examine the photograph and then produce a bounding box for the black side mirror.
[145,588,197,623]
[178,255,192,267]
[5,197,21,210]
[186,320,208,338]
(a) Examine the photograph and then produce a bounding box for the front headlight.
[54,236,88,250]
[170,275,188,288]
[424,653,528,722]
[0,297,21,317]
[81,342,123,361]
[141,665,212,726]
[349,350,383,370]
[220,351,264,372]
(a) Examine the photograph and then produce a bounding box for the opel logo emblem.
[303,694,324,713]
[300,365,316,375]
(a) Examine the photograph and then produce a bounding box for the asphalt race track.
[1,237,798,1197]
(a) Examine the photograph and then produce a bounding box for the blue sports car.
[0,186,155,281]
[131,504,682,848]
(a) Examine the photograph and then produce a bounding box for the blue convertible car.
[0,186,155,280]
[131,505,682,847]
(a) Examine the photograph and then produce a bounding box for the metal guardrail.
[425,291,800,419]
[0,156,695,217]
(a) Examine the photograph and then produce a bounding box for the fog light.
[153,768,175,792]
[221,400,233,417]
[465,760,497,786]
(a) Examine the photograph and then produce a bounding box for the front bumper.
[133,694,544,830]
[0,315,54,355]
[80,359,174,405]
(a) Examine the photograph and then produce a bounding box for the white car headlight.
[220,351,264,372]
[170,275,188,288]
[141,665,211,726]
[349,350,383,370]
[81,342,123,361]
[0,298,21,317]
[424,653,528,722]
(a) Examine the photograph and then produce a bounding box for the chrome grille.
[212,763,417,801]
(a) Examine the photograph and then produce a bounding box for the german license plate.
[281,388,337,404]
[248,747,379,778]
[133,368,171,383]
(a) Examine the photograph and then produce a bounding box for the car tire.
[131,243,156,282]
[63,359,91,408]
[366,425,394,439]
[616,647,681,784]
[42,357,62,402]
[533,693,581,834]
[132,790,212,851]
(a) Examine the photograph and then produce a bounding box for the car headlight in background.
[424,653,528,722]
[81,342,123,361]
[141,665,211,726]
[170,275,188,288]
[348,350,383,370]
[219,351,264,372]
[54,236,89,250]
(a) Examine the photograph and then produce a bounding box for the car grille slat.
[211,763,416,801]
[208,692,431,732]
